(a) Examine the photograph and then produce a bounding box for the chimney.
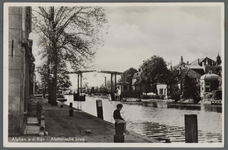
[181,56,183,63]
[187,61,189,65]
[198,59,200,65]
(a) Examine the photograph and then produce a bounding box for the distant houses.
[129,55,222,100]
[174,56,222,99]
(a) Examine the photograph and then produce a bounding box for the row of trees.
[33,6,108,105]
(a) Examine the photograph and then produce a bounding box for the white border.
[3,2,225,148]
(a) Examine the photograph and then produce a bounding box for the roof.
[187,69,202,79]
[190,57,215,66]
[173,62,186,70]
[186,65,203,69]
[178,68,202,82]
[117,82,130,85]
[186,66,205,75]
[200,73,220,80]
[190,58,204,66]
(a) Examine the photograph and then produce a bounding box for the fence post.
[114,122,124,142]
[185,114,198,143]
[96,100,103,119]
[69,108,73,117]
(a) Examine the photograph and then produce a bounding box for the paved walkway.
[44,98,161,143]
[9,97,161,143]
[23,99,41,135]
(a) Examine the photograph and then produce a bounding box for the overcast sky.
[30,3,224,89]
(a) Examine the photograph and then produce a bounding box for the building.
[174,56,222,74]
[173,56,221,99]
[8,7,35,135]
[132,69,142,91]
[200,73,220,98]
[132,68,151,93]
[176,68,202,94]
[156,83,168,98]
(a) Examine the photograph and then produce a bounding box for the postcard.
[3,2,224,148]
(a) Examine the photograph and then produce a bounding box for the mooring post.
[69,103,73,116]
[114,122,124,142]
[78,73,80,101]
[69,108,73,117]
[185,114,198,143]
[96,99,103,119]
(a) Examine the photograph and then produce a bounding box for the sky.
[30,3,224,90]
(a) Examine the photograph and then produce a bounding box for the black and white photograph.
[3,2,224,147]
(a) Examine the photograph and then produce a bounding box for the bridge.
[67,70,124,100]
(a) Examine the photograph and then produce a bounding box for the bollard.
[40,120,45,131]
[96,100,103,119]
[143,102,148,106]
[70,102,73,108]
[114,122,124,142]
[185,114,198,143]
[69,108,73,116]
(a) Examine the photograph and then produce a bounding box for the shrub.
[170,90,181,103]
[140,94,165,99]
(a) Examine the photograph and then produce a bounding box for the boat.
[56,94,67,102]
[73,93,86,101]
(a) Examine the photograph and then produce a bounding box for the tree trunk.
[50,6,58,106]
[155,82,158,95]
[48,57,52,104]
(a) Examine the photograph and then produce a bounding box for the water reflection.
[204,104,222,113]
[64,95,222,143]
[124,101,222,113]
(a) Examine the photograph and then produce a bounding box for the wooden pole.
[114,73,117,90]
[80,73,82,94]
[185,114,198,143]
[105,76,106,87]
[114,123,124,142]
[111,74,113,93]
[96,99,103,119]
[78,73,80,101]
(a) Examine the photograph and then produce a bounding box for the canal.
[64,95,222,143]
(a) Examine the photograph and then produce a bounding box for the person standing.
[115,86,121,100]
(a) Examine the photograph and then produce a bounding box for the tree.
[181,76,201,103]
[37,60,72,94]
[56,61,72,92]
[119,67,138,91]
[140,55,170,94]
[32,6,108,105]
[216,54,222,66]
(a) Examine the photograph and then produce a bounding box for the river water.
[64,95,222,143]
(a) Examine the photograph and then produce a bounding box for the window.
[206,87,210,92]
[159,89,163,95]
[205,82,210,92]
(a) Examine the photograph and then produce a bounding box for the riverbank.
[9,98,160,143]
